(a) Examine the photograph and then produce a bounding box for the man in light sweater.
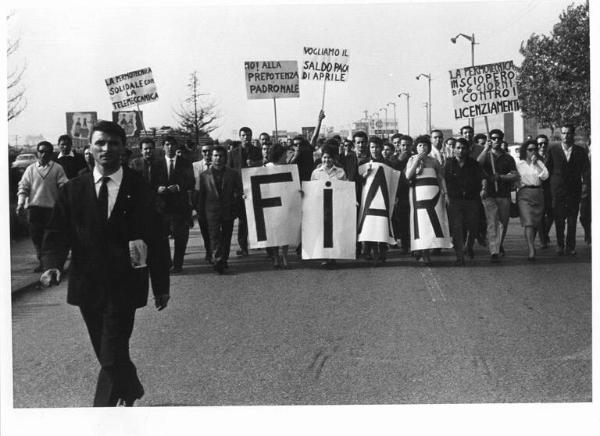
[17,141,68,272]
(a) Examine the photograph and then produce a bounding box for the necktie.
[169,159,174,182]
[98,176,110,222]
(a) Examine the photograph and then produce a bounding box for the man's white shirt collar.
[58,151,75,158]
[93,166,123,186]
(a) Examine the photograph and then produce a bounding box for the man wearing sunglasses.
[16,141,69,272]
[477,129,519,262]
[545,124,590,255]
[193,143,213,263]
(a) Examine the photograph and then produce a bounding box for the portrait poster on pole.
[105,67,159,110]
[244,61,300,99]
[242,165,302,248]
[449,60,519,120]
[357,162,400,244]
[301,180,357,260]
[112,111,143,137]
[65,111,98,141]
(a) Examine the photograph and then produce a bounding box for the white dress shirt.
[516,159,549,187]
[165,155,177,178]
[93,166,123,219]
[561,144,572,162]
[57,151,75,159]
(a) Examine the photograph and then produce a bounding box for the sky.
[5,0,588,144]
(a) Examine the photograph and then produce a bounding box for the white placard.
[242,165,302,248]
[301,180,357,260]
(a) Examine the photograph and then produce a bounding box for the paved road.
[11,222,591,407]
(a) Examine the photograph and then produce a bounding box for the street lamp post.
[423,102,429,133]
[451,32,477,128]
[387,102,397,134]
[380,107,388,139]
[416,73,432,133]
[398,92,410,136]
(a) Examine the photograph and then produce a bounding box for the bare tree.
[7,12,27,122]
[173,71,218,146]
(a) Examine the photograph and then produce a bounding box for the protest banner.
[65,112,97,141]
[301,47,350,82]
[242,165,302,249]
[357,162,400,244]
[244,61,300,99]
[302,46,350,109]
[105,67,159,111]
[112,111,143,137]
[409,167,453,251]
[449,60,519,120]
[301,180,357,260]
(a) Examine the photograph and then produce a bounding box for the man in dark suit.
[198,145,243,274]
[40,120,171,407]
[546,124,590,255]
[129,137,156,185]
[56,134,87,179]
[150,136,195,273]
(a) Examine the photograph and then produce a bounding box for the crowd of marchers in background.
[13,112,591,275]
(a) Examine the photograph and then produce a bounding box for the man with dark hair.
[198,145,243,274]
[289,135,315,182]
[353,131,369,161]
[40,120,170,407]
[359,136,391,263]
[193,143,213,263]
[444,137,485,263]
[546,124,590,255]
[259,132,271,149]
[477,129,519,262]
[229,127,253,257]
[17,141,69,272]
[151,136,195,273]
[129,138,156,184]
[57,134,87,179]
[471,133,487,160]
[430,129,445,165]
[339,139,358,182]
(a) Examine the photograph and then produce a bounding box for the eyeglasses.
[491,136,501,141]
[201,149,210,153]
[527,148,537,152]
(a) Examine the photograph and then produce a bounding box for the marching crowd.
[16,114,591,275]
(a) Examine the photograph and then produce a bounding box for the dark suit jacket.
[150,156,195,215]
[129,157,153,184]
[42,167,170,310]
[198,166,242,223]
[546,144,590,200]
[57,153,87,179]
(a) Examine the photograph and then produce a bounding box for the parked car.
[11,153,37,170]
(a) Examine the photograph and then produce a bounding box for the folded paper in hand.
[129,239,148,269]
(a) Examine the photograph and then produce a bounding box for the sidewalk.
[10,237,42,294]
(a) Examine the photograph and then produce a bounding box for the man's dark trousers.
[209,219,234,266]
[80,298,143,406]
[164,213,189,269]
[28,206,53,261]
